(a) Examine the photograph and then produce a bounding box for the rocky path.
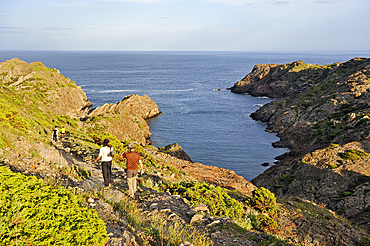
[3,135,368,245]
[44,137,256,246]
[52,138,262,246]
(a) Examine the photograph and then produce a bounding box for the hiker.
[60,126,66,138]
[94,139,114,188]
[52,126,59,142]
[120,143,144,198]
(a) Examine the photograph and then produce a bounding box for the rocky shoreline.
[230,57,370,232]
[1,57,369,245]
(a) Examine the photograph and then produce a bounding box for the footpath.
[2,135,263,245]
[2,134,367,246]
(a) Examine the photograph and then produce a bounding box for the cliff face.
[0,58,92,117]
[230,60,343,98]
[230,58,370,229]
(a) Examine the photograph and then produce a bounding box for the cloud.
[50,1,93,7]
[203,0,255,6]
[269,0,294,5]
[314,0,335,3]
[44,27,75,31]
[204,0,295,7]
[0,25,23,31]
[0,25,17,30]
[92,0,166,3]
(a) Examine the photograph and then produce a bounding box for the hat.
[128,143,135,149]
[103,139,110,143]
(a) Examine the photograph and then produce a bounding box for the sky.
[0,0,369,51]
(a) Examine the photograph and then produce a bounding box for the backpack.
[107,147,114,157]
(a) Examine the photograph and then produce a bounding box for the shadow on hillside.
[252,157,370,233]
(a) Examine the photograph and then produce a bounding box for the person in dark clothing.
[52,126,59,142]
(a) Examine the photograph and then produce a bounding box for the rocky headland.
[85,94,162,145]
[1,58,369,246]
[231,57,370,235]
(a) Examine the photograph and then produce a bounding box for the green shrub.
[360,236,370,246]
[307,91,316,97]
[339,149,369,161]
[350,149,369,158]
[0,166,107,245]
[327,143,340,149]
[339,151,359,161]
[163,182,245,220]
[247,187,277,215]
[349,182,357,189]
[273,184,283,189]
[29,149,41,158]
[113,198,212,246]
[257,214,278,234]
[327,163,338,169]
[320,84,329,90]
[342,191,353,196]
[0,103,29,133]
[280,174,296,184]
[336,209,345,215]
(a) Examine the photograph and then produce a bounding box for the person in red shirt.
[120,143,144,198]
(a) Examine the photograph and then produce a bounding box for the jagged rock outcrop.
[229,59,344,98]
[88,94,161,120]
[0,58,92,117]
[230,58,370,233]
[86,94,161,145]
[160,143,193,162]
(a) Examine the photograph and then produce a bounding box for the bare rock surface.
[86,94,161,145]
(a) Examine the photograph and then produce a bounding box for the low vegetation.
[0,166,107,245]
[112,197,213,246]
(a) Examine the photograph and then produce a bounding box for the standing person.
[52,126,59,142]
[120,143,144,198]
[60,126,66,138]
[94,139,114,188]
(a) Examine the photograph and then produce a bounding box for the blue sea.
[1,50,369,181]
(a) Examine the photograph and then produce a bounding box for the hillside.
[0,58,369,246]
[231,58,370,235]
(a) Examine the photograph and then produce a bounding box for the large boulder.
[160,143,193,162]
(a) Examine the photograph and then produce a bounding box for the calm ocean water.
[1,50,369,180]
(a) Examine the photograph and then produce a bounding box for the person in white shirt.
[94,139,114,188]
[52,126,59,142]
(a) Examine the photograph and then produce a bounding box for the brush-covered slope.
[0,58,160,147]
[230,57,370,232]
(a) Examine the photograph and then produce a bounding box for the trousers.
[101,161,112,187]
[126,170,138,197]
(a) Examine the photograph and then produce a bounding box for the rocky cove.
[1,57,369,245]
